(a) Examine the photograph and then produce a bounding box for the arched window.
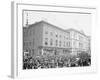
[45,38,48,45]
[50,39,53,46]
[59,41,61,47]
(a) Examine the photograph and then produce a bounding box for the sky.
[23,10,92,36]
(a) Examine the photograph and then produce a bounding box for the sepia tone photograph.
[23,10,91,70]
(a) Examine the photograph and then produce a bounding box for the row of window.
[23,40,34,47]
[45,38,70,47]
[72,32,88,42]
[45,31,69,39]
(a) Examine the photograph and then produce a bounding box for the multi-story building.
[23,21,71,57]
[23,21,90,57]
[66,29,90,55]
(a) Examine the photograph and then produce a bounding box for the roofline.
[24,21,90,37]
[40,21,70,33]
[27,20,70,34]
[66,28,89,38]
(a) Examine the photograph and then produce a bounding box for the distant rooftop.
[66,28,89,37]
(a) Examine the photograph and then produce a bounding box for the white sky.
[23,11,92,36]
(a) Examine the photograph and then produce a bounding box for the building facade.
[66,29,90,55]
[23,21,90,57]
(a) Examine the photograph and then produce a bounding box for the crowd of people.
[23,52,91,69]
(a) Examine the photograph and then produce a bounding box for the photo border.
[11,1,97,78]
